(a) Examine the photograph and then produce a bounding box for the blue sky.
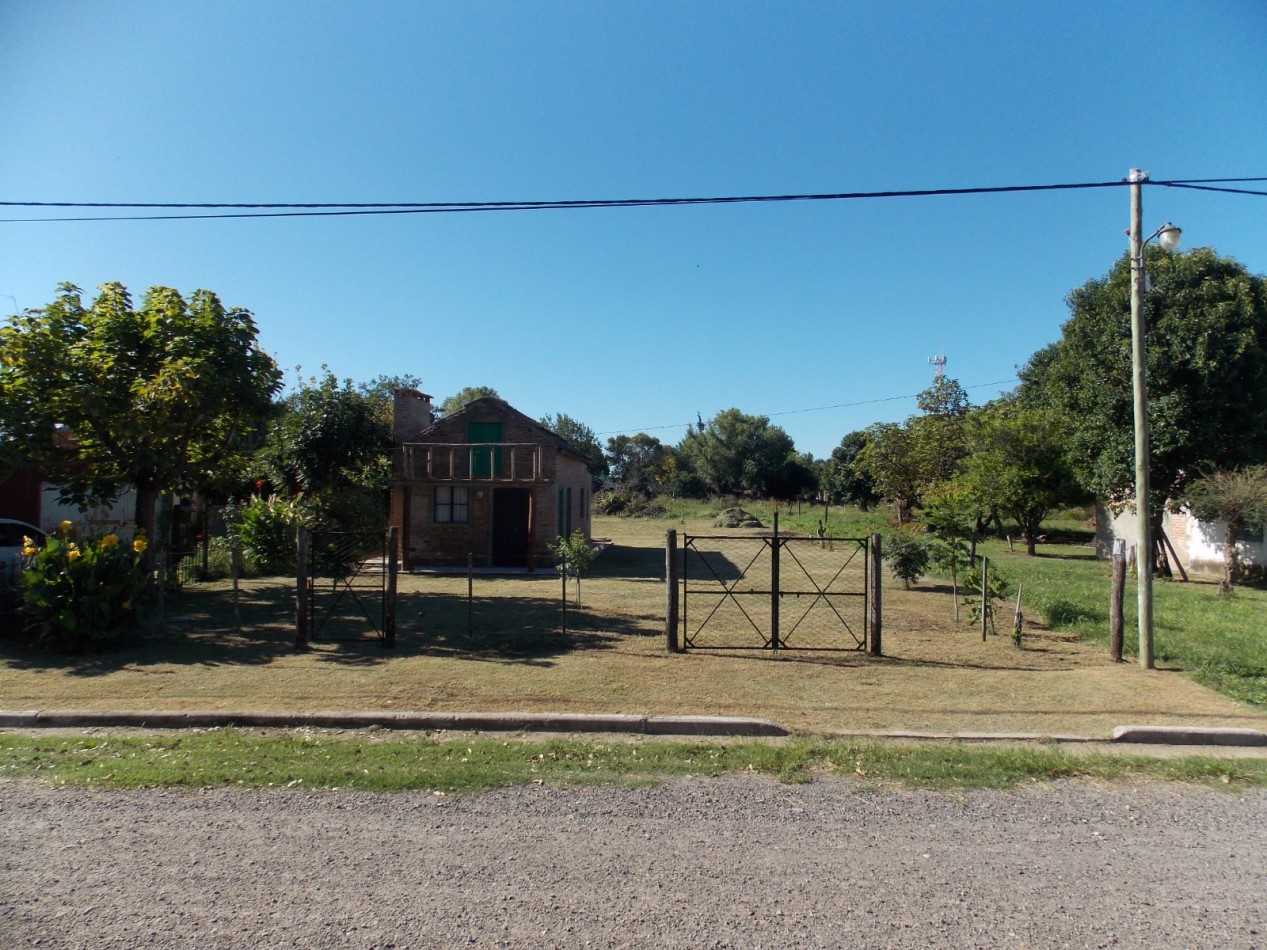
[2,0,1265,458]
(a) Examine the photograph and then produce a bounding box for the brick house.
[389,390,592,570]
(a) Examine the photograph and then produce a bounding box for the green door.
[467,422,502,477]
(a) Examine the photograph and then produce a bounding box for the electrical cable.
[0,179,1132,223]
[593,378,1019,438]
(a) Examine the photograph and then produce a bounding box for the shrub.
[1033,594,1100,628]
[18,523,149,652]
[592,490,666,518]
[883,528,930,589]
[236,494,309,575]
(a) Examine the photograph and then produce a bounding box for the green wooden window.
[467,422,503,477]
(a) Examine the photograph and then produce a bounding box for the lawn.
[0,505,1263,738]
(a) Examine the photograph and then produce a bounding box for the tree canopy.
[540,412,608,482]
[677,409,797,497]
[605,433,669,495]
[437,385,499,417]
[1021,247,1267,508]
[0,281,282,547]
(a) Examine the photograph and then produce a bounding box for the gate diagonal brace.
[779,541,865,647]
[685,539,771,645]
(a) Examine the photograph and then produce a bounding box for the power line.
[593,378,1019,439]
[0,178,1157,223]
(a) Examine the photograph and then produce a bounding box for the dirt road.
[3,777,1264,948]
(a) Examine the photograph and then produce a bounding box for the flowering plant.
[19,523,149,652]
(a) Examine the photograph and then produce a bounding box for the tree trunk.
[1224,514,1244,586]
[133,483,160,574]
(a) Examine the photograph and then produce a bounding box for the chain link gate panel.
[681,529,868,651]
[307,530,389,642]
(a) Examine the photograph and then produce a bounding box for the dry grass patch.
[0,514,1263,738]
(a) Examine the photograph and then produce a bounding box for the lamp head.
[1157,222,1182,251]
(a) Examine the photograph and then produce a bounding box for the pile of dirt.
[713,507,764,528]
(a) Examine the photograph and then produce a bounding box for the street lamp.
[1127,168,1181,671]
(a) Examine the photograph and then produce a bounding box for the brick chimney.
[393,388,433,443]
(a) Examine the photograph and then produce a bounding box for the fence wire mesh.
[682,534,868,651]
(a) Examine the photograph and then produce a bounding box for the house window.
[435,486,469,524]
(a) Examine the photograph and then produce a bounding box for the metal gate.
[682,523,868,651]
[307,529,390,642]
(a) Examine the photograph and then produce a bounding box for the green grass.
[2,730,1263,792]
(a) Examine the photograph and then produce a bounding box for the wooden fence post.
[383,526,398,649]
[868,532,882,656]
[665,529,679,653]
[295,525,309,650]
[1110,538,1126,662]
[770,512,780,650]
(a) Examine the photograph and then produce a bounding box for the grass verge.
[2,731,1264,793]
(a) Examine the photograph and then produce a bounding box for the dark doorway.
[492,488,531,566]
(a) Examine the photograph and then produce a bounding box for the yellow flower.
[67,545,82,562]
[59,520,73,534]
[132,537,148,554]
[100,533,120,549]
[22,538,38,557]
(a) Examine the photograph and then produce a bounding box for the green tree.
[822,430,880,510]
[540,412,608,482]
[605,432,669,495]
[1023,247,1267,513]
[437,385,499,417]
[677,408,796,497]
[1182,465,1267,586]
[955,402,1083,556]
[0,282,282,554]
[257,370,395,526]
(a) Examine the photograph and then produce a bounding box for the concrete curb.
[0,709,789,737]
[1,711,1264,746]
[1111,724,1267,747]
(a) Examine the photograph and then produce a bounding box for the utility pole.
[1128,168,1154,670]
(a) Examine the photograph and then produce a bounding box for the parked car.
[0,518,45,579]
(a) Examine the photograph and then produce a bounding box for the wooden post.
[868,532,882,656]
[1110,538,1126,662]
[383,526,398,649]
[561,560,568,636]
[665,529,680,653]
[467,552,474,638]
[770,512,780,649]
[295,525,309,649]
[980,555,990,642]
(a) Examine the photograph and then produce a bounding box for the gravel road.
[2,777,1264,949]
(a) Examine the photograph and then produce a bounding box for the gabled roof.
[417,396,589,462]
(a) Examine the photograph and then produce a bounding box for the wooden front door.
[492,487,531,567]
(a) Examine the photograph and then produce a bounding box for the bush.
[236,494,309,575]
[883,529,930,589]
[18,523,149,652]
[1033,594,1100,628]
[592,490,666,518]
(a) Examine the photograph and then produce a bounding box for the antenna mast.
[928,354,947,378]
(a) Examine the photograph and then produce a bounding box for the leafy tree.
[822,430,880,510]
[677,408,796,497]
[257,370,395,526]
[0,282,282,555]
[955,402,1083,555]
[1182,465,1267,586]
[882,527,930,590]
[437,385,499,417]
[1023,247,1267,514]
[605,432,669,495]
[357,373,424,426]
[540,412,608,482]
[855,379,972,522]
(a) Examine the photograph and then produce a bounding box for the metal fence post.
[868,532,882,656]
[665,529,680,653]
[770,512,780,649]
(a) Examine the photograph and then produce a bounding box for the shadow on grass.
[0,580,658,675]
[591,542,664,582]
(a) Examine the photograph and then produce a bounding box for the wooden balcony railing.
[398,443,547,483]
